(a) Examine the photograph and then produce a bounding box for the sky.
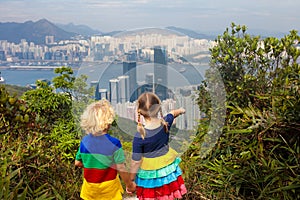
[0,0,299,34]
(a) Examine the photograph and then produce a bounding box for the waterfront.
[1,62,209,88]
[1,69,58,86]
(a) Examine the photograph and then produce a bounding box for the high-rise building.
[144,73,154,92]
[98,89,108,100]
[123,61,137,102]
[154,46,168,100]
[45,36,54,45]
[93,81,109,100]
[125,50,137,61]
[174,89,200,130]
[0,51,6,61]
[109,79,119,105]
[145,73,154,84]
[118,75,130,103]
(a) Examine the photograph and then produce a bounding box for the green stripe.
[78,148,125,169]
[80,153,113,169]
[113,148,126,164]
[137,157,181,179]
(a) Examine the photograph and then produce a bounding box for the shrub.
[184,24,300,199]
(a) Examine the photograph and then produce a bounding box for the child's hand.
[75,160,84,168]
[126,181,136,194]
[179,107,185,114]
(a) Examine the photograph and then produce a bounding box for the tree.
[184,23,300,199]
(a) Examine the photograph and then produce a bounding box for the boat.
[0,72,5,84]
[179,67,186,73]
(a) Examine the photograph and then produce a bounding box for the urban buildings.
[0,28,212,130]
[0,28,214,66]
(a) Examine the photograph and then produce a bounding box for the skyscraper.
[123,61,137,102]
[154,46,168,100]
[45,35,54,45]
[118,75,130,103]
[109,79,119,106]
[98,89,108,100]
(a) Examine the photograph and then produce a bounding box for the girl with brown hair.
[130,92,187,199]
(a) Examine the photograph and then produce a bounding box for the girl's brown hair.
[137,92,168,139]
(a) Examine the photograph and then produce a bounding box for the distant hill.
[166,26,215,40]
[56,22,102,37]
[0,19,76,44]
[103,30,123,36]
[114,27,185,38]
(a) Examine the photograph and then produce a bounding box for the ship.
[179,67,186,73]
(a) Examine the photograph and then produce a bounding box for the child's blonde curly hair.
[80,99,115,135]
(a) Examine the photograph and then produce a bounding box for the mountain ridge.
[0,19,218,44]
[0,19,288,44]
[0,19,76,44]
[55,22,102,36]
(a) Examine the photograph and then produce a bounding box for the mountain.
[0,19,76,44]
[56,22,102,36]
[166,26,215,40]
[103,30,123,36]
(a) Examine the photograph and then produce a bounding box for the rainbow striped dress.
[132,114,187,200]
[76,133,125,200]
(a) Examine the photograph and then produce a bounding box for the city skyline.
[0,0,299,35]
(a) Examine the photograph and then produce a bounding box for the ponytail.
[137,110,146,139]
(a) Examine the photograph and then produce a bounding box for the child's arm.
[75,160,83,168]
[116,163,136,192]
[130,159,142,181]
[169,107,185,118]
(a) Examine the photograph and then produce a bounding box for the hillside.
[56,22,102,36]
[0,19,76,44]
[3,84,30,97]
[166,26,215,40]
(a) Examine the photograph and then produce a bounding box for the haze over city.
[0,0,299,34]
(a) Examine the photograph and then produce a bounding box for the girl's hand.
[179,107,185,114]
[75,160,83,168]
[126,181,136,194]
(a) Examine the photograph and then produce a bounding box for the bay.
[0,62,209,89]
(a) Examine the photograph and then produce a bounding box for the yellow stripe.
[80,176,124,200]
[140,148,178,170]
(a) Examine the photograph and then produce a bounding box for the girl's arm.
[75,160,83,168]
[130,159,142,181]
[170,107,185,118]
[116,163,136,192]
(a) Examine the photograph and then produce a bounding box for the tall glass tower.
[109,79,119,106]
[123,61,137,102]
[154,46,168,100]
[118,75,130,103]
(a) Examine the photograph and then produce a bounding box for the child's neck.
[144,118,161,129]
[93,129,108,136]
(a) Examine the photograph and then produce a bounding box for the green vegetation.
[0,67,93,199]
[0,24,299,199]
[3,84,30,98]
[182,23,300,199]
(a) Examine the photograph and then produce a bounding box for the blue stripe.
[80,134,121,156]
[135,166,182,188]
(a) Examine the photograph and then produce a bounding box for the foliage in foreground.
[0,67,93,199]
[182,24,300,199]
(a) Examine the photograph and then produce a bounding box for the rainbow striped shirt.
[76,133,125,200]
